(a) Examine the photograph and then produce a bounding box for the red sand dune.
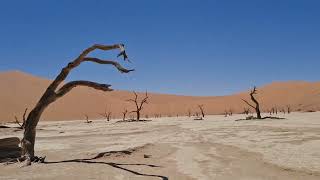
[0,71,319,122]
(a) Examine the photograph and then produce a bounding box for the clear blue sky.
[0,0,319,96]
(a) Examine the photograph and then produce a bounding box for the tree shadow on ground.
[235,116,286,121]
[44,150,168,180]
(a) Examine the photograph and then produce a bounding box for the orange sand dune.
[0,71,319,122]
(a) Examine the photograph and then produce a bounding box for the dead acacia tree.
[106,112,112,121]
[84,114,92,123]
[99,110,112,121]
[287,105,291,114]
[14,108,28,129]
[228,108,233,116]
[243,108,250,115]
[198,105,205,118]
[122,109,128,121]
[224,110,228,117]
[20,44,133,165]
[241,86,262,119]
[127,91,148,121]
[99,105,112,121]
[187,109,191,117]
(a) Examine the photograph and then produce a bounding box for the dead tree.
[14,108,28,129]
[188,109,191,117]
[243,108,250,115]
[242,86,262,119]
[106,112,112,121]
[127,91,148,121]
[287,105,291,114]
[100,111,112,121]
[20,43,133,165]
[122,109,128,121]
[198,105,205,118]
[229,109,233,116]
[84,115,92,123]
[99,105,112,121]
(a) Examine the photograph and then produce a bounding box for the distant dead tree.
[224,110,228,117]
[106,112,112,121]
[281,108,286,114]
[127,91,148,121]
[20,43,133,165]
[198,105,205,118]
[84,114,92,123]
[14,108,28,129]
[122,109,128,121]
[188,109,191,117]
[243,108,250,115]
[242,86,262,119]
[287,105,291,114]
[99,106,112,121]
[229,108,233,116]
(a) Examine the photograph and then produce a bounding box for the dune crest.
[0,71,319,122]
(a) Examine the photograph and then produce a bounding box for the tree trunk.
[21,109,44,160]
[256,107,261,119]
[137,111,140,121]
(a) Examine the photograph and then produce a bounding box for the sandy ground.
[1,112,320,180]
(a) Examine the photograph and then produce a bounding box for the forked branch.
[127,91,149,121]
[14,108,28,129]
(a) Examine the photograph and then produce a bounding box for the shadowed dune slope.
[0,71,319,122]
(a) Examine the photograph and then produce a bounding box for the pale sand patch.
[0,112,320,179]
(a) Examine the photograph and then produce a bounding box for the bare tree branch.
[241,99,255,109]
[83,57,134,73]
[56,81,113,98]
[47,44,124,92]
[14,108,28,129]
